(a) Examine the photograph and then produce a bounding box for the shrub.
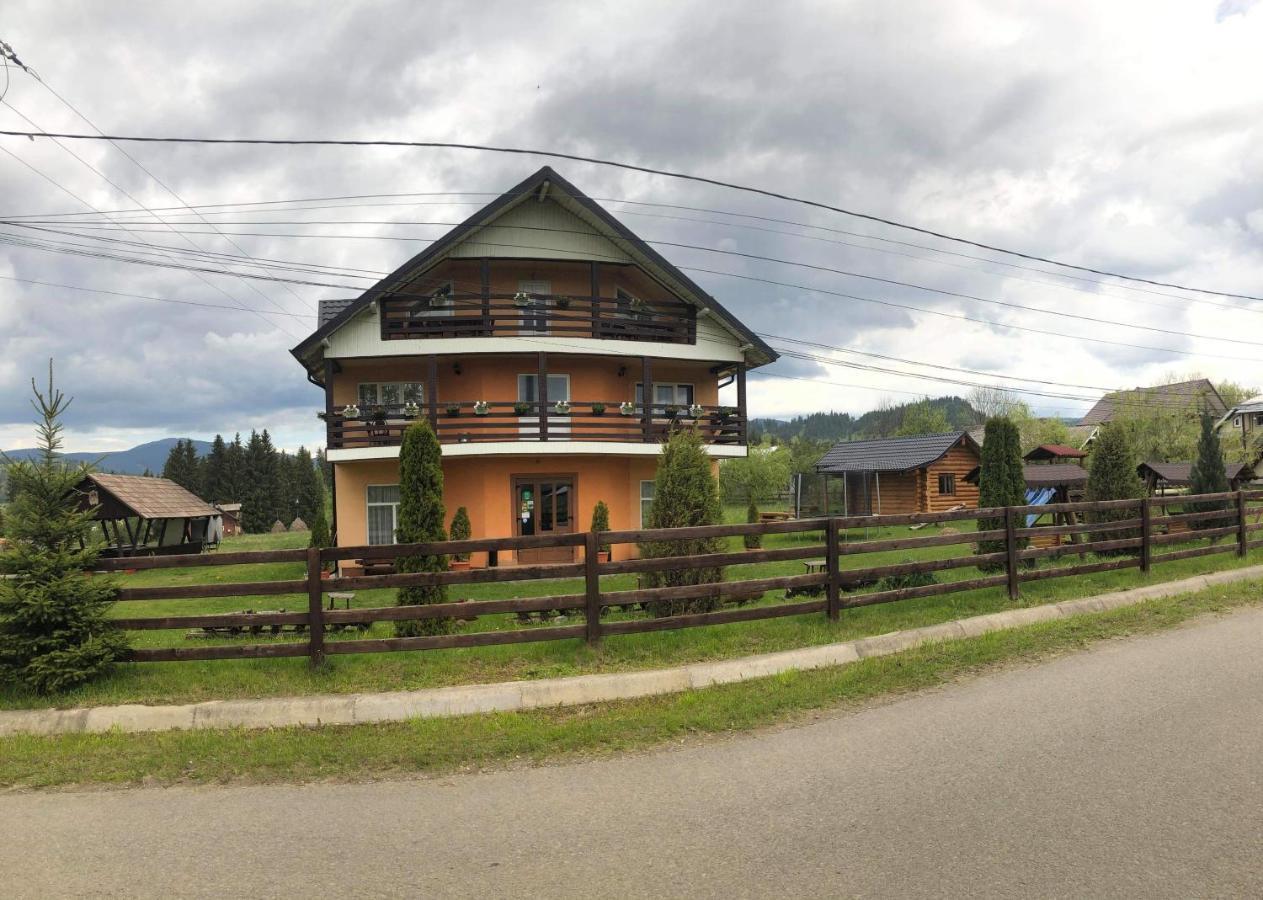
[1188,412,1232,531]
[394,420,450,636]
[1086,423,1144,552]
[448,507,472,561]
[977,417,1027,569]
[591,500,610,554]
[638,429,725,616]
[744,499,761,550]
[876,564,939,592]
[0,365,128,693]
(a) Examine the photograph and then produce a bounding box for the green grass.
[0,506,1257,711]
[3,576,1259,789]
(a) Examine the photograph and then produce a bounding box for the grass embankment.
[0,507,1258,710]
[3,577,1259,789]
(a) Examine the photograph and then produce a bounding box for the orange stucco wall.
[334,453,662,565]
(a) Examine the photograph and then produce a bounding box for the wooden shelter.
[815,432,981,515]
[76,473,218,557]
[1023,444,1087,464]
[214,502,243,536]
[1137,461,1253,496]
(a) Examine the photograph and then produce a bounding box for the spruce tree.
[240,430,278,533]
[292,447,322,526]
[591,500,611,555]
[449,506,472,562]
[1188,412,1231,531]
[394,420,449,636]
[224,434,245,504]
[976,417,1027,565]
[744,498,762,550]
[203,434,230,502]
[1086,423,1144,549]
[639,428,726,616]
[308,478,331,549]
[0,364,128,694]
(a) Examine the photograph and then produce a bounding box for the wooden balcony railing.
[325,401,745,450]
[379,292,697,345]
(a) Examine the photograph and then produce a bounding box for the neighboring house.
[214,502,243,536]
[76,473,219,556]
[814,432,981,515]
[1215,394,1263,458]
[1136,461,1254,496]
[291,167,776,566]
[1077,379,1226,428]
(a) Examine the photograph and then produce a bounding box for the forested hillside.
[750,396,978,443]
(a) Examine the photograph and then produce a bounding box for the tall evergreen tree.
[977,417,1027,565]
[0,364,127,693]
[394,420,449,637]
[203,434,230,502]
[1188,412,1231,532]
[308,478,331,549]
[292,446,322,526]
[240,430,278,533]
[223,433,245,504]
[1086,423,1144,549]
[638,428,726,616]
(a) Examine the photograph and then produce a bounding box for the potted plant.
[688,403,705,419]
[663,405,679,418]
[590,402,606,416]
[449,507,472,570]
[619,401,637,416]
[445,402,461,417]
[402,400,422,418]
[473,400,491,416]
[555,295,572,310]
[369,404,387,423]
[514,400,532,416]
[717,406,736,420]
[553,399,571,415]
[342,403,361,419]
[591,500,611,563]
[513,291,534,307]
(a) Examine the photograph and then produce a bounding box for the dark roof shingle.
[1078,379,1225,426]
[816,432,975,474]
[1136,461,1252,486]
[85,474,218,519]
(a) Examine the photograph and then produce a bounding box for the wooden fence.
[94,489,1263,666]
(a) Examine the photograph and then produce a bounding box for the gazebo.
[76,473,219,557]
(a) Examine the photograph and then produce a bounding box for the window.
[1235,415,1244,428]
[518,279,551,332]
[358,382,423,410]
[1254,412,1263,426]
[640,480,656,527]
[366,485,401,544]
[634,383,695,411]
[937,473,956,496]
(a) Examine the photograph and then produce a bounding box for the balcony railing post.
[590,263,601,339]
[426,355,438,432]
[641,355,653,442]
[736,363,747,445]
[538,351,548,441]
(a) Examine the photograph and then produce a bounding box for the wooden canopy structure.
[76,473,218,557]
[1023,444,1087,464]
[1136,461,1253,496]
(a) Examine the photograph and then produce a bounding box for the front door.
[514,476,576,563]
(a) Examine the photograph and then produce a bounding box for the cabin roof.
[1135,461,1252,486]
[292,166,777,371]
[82,474,218,520]
[816,431,977,474]
[1078,379,1225,426]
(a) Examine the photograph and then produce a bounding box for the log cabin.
[814,432,981,516]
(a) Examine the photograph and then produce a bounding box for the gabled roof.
[82,474,217,520]
[1023,444,1087,462]
[964,463,1088,488]
[1136,461,1253,486]
[1078,379,1225,426]
[1215,394,1263,429]
[290,166,777,371]
[815,431,978,474]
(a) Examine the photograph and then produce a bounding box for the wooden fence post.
[1005,506,1020,601]
[825,517,840,621]
[306,546,325,667]
[584,530,602,645]
[1237,490,1248,558]
[1140,497,1152,573]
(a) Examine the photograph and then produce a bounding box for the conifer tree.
[203,434,230,502]
[1086,423,1144,549]
[977,417,1027,565]
[308,479,331,549]
[638,428,726,616]
[591,500,611,556]
[292,446,322,526]
[744,498,761,550]
[0,364,128,693]
[240,430,277,533]
[449,506,472,562]
[1188,412,1231,531]
[394,421,449,636]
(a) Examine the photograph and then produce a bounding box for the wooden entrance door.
[513,476,576,563]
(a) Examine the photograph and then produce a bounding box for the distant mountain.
[0,438,214,475]
[752,397,979,444]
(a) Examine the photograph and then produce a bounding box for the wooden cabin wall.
[924,445,982,512]
[869,471,919,515]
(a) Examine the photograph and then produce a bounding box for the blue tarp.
[1024,487,1057,527]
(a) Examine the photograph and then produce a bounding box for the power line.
[0,273,316,318]
[1,126,1260,305]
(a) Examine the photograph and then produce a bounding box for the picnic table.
[758,511,794,523]
[785,558,827,598]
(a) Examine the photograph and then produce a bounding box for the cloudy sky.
[2,0,1262,452]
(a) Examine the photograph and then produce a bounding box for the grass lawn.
[3,575,1259,789]
[0,504,1257,711]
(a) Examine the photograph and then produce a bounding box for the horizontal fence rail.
[90,489,1263,666]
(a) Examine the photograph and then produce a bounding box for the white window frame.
[518,279,551,333]
[634,382,695,412]
[517,373,571,436]
[366,484,401,545]
[357,382,424,410]
[640,480,656,527]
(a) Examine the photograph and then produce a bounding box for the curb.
[3,563,1262,737]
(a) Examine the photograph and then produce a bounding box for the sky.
[1,0,1262,452]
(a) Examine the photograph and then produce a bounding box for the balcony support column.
[538,351,549,441]
[736,362,747,445]
[480,258,491,322]
[427,355,439,432]
[323,357,338,544]
[641,355,653,442]
[590,262,601,338]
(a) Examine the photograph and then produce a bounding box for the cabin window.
[1254,413,1263,426]
[937,473,956,496]
[1235,415,1243,428]
[358,383,424,409]
[635,383,695,411]
[366,485,401,544]
[640,480,656,527]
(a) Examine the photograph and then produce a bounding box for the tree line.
[160,433,329,534]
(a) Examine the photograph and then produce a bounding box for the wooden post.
[1140,497,1152,572]
[427,355,439,431]
[480,258,491,324]
[1005,506,1020,600]
[1237,489,1248,558]
[641,355,653,442]
[584,530,602,645]
[306,546,325,667]
[736,363,747,445]
[538,351,549,441]
[825,517,840,621]
[590,262,600,338]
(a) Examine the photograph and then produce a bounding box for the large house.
[1216,394,1263,459]
[1077,378,1226,428]
[291,167,776,565]
[815,432,981,515]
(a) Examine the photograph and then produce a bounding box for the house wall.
[867,471,919,515]
[924,444,982,512]
[334,453,662,565]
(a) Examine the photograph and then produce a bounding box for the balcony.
[325,400,745,451]
[379,291,697,346]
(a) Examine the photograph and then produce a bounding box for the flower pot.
[596,551,610,564]
[449,559,471,570]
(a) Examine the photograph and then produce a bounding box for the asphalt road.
[5,605,1263,899]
